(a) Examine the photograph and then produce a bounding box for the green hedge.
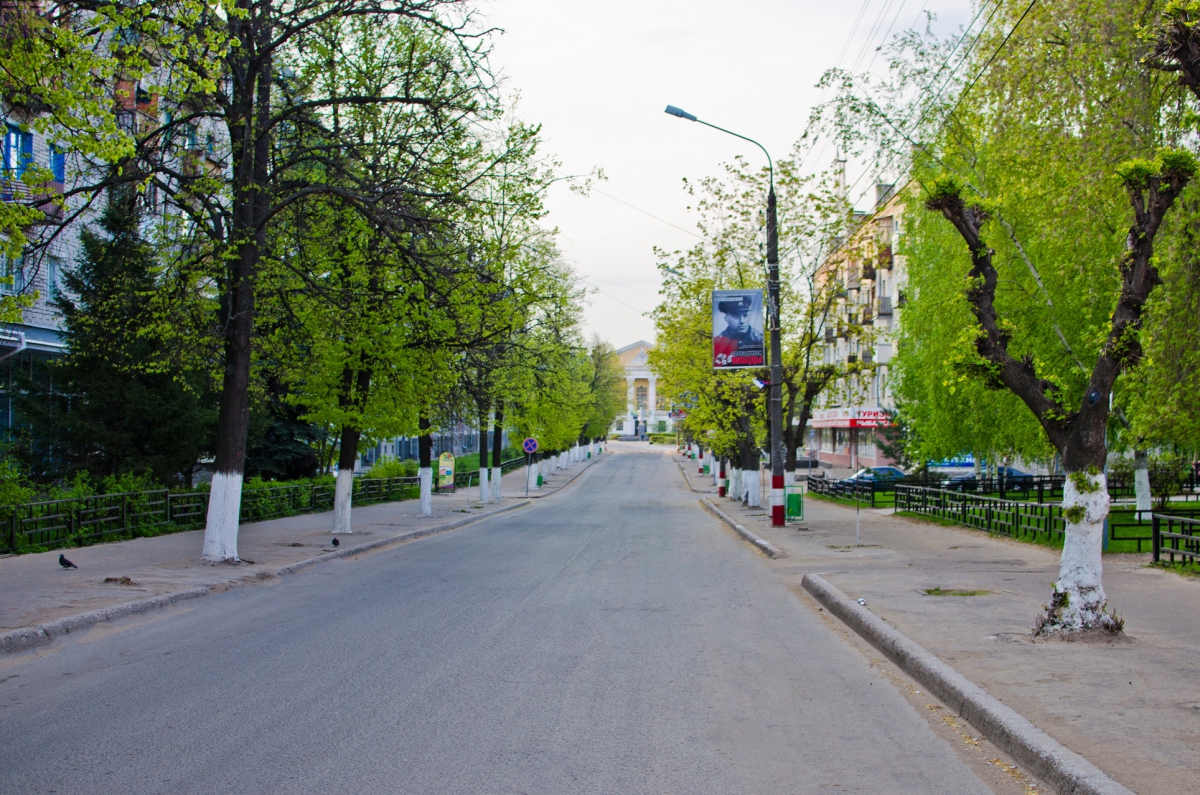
[647,434,675,445]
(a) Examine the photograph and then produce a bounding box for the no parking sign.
[522,437,539,454]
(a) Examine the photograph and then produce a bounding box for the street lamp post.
[665,105,786,526]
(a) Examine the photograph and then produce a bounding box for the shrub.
[366,457,417,478]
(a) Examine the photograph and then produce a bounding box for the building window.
[49,145,66,184]
[857,433,876,458]
[46,256,59,301]
[4,124,33,179]
[2,253,23,294]
[635,385,647,409]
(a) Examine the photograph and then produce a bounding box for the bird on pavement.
[332,537,340,547]
[59,554,77,569]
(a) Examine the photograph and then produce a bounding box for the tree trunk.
[1134,449,1151,514]
[1039,470,1119,634]
[331,368,371,535]
[491,403,503,500]
[201,33,274,563]
[418,415,433,516]
[332,425,361,535]
[478,408,490,504]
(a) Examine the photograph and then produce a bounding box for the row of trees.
[0,1,625,559]
[650,157,873,505]
[652,1,1200,634]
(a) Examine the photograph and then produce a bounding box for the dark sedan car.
[839,466,907,485]
[943,466,1034,492]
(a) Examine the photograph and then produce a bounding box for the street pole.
[664,104,785,525]
[767,184,785,526]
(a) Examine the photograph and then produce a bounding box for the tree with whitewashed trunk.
[183,2,498,562]
[926,150,1195,633]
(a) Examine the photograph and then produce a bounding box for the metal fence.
[806,477,887,507]
[2,458,525,553]
[894,485,1200,551]
[895,485,1066,543]
[1152,514,1200,564]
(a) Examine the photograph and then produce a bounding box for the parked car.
[839,466,907,485]
[943,466,1034,492]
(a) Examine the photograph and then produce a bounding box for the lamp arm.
[695,119,774,191]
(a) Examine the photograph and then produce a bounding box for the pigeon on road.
[59,554,77,569]
[332,538,340,547]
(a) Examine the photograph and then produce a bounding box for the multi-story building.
[811,183,908,470]
[614,340,675,437]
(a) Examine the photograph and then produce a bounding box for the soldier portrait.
[712,290,765,368]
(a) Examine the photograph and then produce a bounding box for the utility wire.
[592,188,703,240]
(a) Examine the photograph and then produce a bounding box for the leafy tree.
[17,193,217,486]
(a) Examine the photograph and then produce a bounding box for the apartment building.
[811,182,908,470]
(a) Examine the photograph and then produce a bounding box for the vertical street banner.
[712,289,765,369]
[438,452,455,491]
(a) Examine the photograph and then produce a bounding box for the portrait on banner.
[712,289,765,369]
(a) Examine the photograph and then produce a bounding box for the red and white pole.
[718,460,727,497]
[698,447,704,474]
[771,474,785,525]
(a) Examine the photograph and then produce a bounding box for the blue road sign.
[522,437,539,454]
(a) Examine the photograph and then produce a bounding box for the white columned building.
[615,340,675,437]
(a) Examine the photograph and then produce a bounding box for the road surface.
[0,448,994,794]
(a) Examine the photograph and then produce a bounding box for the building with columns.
[614,340,674,437]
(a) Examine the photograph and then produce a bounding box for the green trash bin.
[785,485,804,521]
[537,473,544,487]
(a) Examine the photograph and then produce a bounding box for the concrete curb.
[676,461,716,493]
[801,574,1135,795]
[700,498,785,559]
[0,500,531,656]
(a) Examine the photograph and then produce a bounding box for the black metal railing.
[895,485,1065,543]
[1152,514,1200,564]
[807,477,889,507]
[896,485,1200,552]
[1,458,526,553]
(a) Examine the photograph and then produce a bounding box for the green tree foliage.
[651,153,860,470]
[17,194,217,485]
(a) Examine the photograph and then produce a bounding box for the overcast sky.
[482,0,970,349]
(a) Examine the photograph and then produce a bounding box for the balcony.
[860,307,873,324]
[878,244,894,269]
[877,296,893,316]
[824,327,835,343]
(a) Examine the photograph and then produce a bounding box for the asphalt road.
[0,449,993,794]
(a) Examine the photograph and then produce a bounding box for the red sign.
[812,408,893,429]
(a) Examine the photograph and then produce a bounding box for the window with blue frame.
[3,124,33,179]
[49,145,65,184]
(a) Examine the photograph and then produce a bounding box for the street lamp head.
[664,105,697,122]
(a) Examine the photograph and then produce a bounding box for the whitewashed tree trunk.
[713,462,719,486]
[730,469,742,500]
[743,468,761,507]
[491,466,502,499]
[1041,472,1120,633]
[419,467,433,516]
[1134,449,1151,514]
[478,464,489,504]
[331,468,354,535]
[589,441,595,457]
[202,471,242,561]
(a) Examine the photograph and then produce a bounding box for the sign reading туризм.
[811,408,892,428]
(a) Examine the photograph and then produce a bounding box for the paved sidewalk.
[0,453,607,633]
[701,476,1200,795]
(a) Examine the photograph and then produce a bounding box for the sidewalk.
[0,453,607,635]
[705,484,1200,795]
